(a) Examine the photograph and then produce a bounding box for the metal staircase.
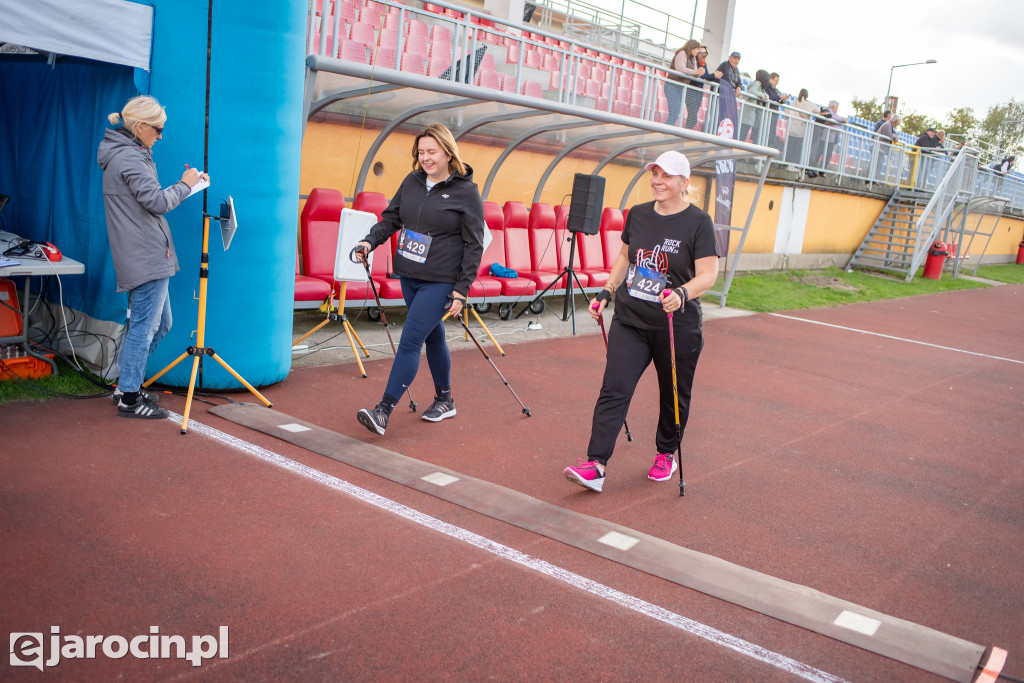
[847,189,933,276]
[848,149,980,280]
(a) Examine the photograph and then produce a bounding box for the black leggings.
[587,315,703,463]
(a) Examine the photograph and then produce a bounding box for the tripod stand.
[145,211,271,434]
[515,229,589,335]
[292,281,371,377]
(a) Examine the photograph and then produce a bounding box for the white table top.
[0,231,85,277]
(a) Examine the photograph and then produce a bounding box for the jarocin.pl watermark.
[10,626,228,671]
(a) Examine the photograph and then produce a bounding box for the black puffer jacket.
[364,166,485,297]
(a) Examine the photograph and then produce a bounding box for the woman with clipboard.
[97,95,208,419]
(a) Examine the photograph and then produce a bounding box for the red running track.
[1,285,1021,681]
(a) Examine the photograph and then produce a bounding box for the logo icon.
[442,194,450,199]
[717,118,734,140]
[10,633,44,671]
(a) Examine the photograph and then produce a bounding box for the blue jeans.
[664,82,683,126]
[117,277,172,393]
[383,278,453,401]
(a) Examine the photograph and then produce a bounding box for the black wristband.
[678,286,689,303]
[595,289,612,304]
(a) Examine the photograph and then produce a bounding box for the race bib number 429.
[398,228,432,264]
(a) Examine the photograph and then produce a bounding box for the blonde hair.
[412,123,467,176]
[107,95,167,138]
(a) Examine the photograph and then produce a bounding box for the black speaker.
[567,173,605,235]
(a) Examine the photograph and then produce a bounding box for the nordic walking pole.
[666,308,685,497]
[454,312,531,417]
[592,301,632,442]
[352,246,417,412]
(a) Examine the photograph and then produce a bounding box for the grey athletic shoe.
[111,386,161,405]
[357,404,389,435]
[117,396,168,419]
[421,397,456,422]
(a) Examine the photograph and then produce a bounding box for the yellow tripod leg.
[342,321,368,378]
[470,306,504,356]
[292,315,332,347]
[144,351,189,388]
[210,352,272,407]
[180,353,202,433]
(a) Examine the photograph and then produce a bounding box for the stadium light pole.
[885,59,937,111]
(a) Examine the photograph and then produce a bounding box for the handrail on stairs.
[905,148,980,280]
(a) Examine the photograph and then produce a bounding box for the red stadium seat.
[353,191,389,220]
[600,207,624,268]
[300,188,347,298]
[527,203,571,290]
[502,201,529,228]
[295,249,332,308]
[478,201,535,298]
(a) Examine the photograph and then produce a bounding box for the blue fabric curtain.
[0,55,136,322]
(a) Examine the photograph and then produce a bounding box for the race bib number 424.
[627,266,667,302]
[398,228,432,264]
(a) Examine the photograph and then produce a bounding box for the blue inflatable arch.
[0,0,307,388]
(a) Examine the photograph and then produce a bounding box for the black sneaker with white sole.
[421,397,456,422]
[357,404,390,435]
[117,396,168,419]
[111,386,161,405]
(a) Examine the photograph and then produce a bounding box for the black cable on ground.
[998,673,1023,683]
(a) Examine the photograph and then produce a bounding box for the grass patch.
[972,263,1024,284]
[0,355,111,404]
[702,266,990,312]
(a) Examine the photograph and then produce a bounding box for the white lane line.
[168,411,848,683]
[769,313,1024,365]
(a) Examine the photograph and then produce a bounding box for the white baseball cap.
[643,151,691,178]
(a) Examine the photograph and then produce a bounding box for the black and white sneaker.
[111,386,161,405]
[117,396,168,419]
[421,397,456,422]
[357,404,390,435]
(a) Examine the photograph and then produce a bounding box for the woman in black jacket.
[355,123,485,435]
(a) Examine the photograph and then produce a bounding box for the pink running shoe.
[564,459,605,492]
[648,453,678,481]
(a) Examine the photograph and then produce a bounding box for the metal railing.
[306,0,1024,211]
[905,149,977,277]
[530,0,701,63]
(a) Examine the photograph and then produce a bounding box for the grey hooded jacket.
[97,127,190,292]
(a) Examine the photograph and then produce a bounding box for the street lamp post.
[885,59,937,111]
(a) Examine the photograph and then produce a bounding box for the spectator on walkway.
[713,51,743,96]
[739,69,769,143]
[991,154,1015,174]
[874,110,892,133]
[809,100,846,176]
[696,45,721,82]
[765,72,787,149]
[936,129,947,147]
[664,39,706,130]
[786,88,815,167]
[875,115,900,180]
[877,114,899,143]
[916,127,941,149]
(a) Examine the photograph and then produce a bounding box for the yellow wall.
[299,120,1024,260]
[804,192,887,254]
[964,214,1024,256]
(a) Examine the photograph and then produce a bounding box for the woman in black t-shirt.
[564,151,719,493]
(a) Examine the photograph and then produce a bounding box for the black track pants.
[587,315,703,464]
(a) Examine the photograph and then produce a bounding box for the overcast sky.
[640,0,1024,124]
